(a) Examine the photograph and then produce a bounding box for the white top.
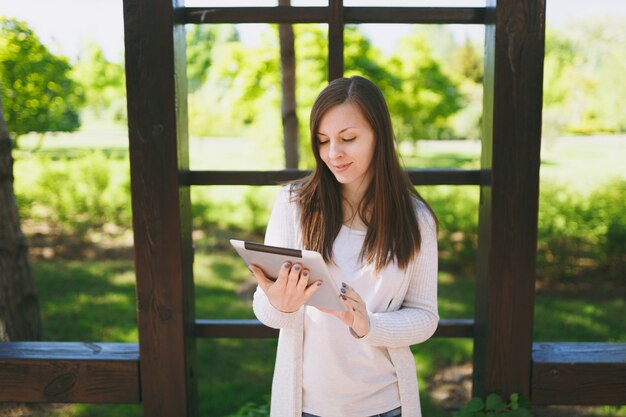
[253,186,439,417]
[302,225,402,416]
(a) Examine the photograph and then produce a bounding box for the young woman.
[250,76,439,417]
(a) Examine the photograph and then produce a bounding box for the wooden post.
[328,0,344,80]
[122,0,197,415]
[473,0,546,398]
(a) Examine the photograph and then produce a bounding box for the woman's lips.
[332,162,352,172]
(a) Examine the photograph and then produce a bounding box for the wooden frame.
[123,0,197,414]
[473,0,546,398]
[2,1,625,415]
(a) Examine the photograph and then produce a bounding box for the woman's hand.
[319,282,370,338]
[250,262,323,313]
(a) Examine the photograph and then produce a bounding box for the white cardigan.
[253,187,439,417]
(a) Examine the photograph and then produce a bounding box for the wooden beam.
[473,0,546,399]
[182,169,486,186]
[328,0,344,81]
[532,343,626,405]
[122,0,197,415]
[0,342,139,403]
[184,7,487,24]
[194,318,474,339]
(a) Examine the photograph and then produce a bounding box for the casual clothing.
[302,225,402,417]
[253,186,439,417]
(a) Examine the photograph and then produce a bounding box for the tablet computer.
[230,239,346,311]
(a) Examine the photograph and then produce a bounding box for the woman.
[250,76,439,417]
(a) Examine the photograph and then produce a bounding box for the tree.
[0,89,42,343]
[0,18,83,144]
[186,24,238,93]
[385,30,463,141]
[278,0,299,168]
[72,43,126,121]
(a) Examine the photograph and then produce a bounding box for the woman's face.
[316,102,376,195]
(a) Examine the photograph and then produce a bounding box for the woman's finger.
[296,268,311,291]
[341,282,365,303]
[250,264,274,294]
[274,261,292,288]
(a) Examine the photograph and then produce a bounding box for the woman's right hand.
[250,262,323,313]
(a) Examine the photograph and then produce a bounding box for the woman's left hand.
[319,282,370,338]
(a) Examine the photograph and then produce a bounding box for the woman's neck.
[341,188,369,231]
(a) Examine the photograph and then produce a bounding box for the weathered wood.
[0,92,42,342]
[0,342,139,403]
[122,0,197,415]
[183,168,485,186]
[278,0,299,169]
[328,0,344,81]
[473,0,546,399]
[194,318,474,339]
[532,343,626,405]
[184,7,487,24]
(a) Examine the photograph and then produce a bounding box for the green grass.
[30,250,626,416]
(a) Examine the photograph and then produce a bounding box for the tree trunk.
[278,0,299,169]
[0,91,42,342]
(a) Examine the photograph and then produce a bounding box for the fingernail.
[342,295,347,300]
[283,262,291,269]
[352,308,356,311]
[340,288,346,293]
[302,270,309,277]
[341,282,347,288]
[317,282,322,286]
[294,265,301,271]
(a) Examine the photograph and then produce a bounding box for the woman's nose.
[328,141,343,159]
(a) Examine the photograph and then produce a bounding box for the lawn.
[13,124,626,416]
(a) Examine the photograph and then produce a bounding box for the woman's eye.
[318,139,329,145]
[342,137,356,142]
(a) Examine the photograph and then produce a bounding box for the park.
[1,1,625,416]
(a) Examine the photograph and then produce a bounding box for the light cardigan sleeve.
[359,205,439,348]
[252,186,302,329]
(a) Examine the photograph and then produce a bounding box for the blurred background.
[1,1,624,416]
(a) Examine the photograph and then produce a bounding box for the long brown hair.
[295,76,436,271]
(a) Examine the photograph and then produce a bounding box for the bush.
[26,151,131,237]
[14,149,625,285]
[456,393,531,417]
[421,186,479,274]
[538,179,626,283]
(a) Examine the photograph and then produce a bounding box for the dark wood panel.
[194,318,473,339]
[473,0,546,399]
[532,343,626,405]
[344,7,487,24]
[0,342,139,403]
[123,0,197,414]
[184,6,487,24]
[183,169,485,186]
[328,0,344,81]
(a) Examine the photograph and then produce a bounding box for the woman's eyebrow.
[317,126,357,136]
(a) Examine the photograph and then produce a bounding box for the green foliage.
[186,24,238,93]
[22,151,131,237]
[542,17,626,136]
[385,30,463,141]
[453,38,483,84]
[0,17,83,138]
[226,400,270,417]
[72,43,126,122]
[456,393,531,417]
[537,179,626,283]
